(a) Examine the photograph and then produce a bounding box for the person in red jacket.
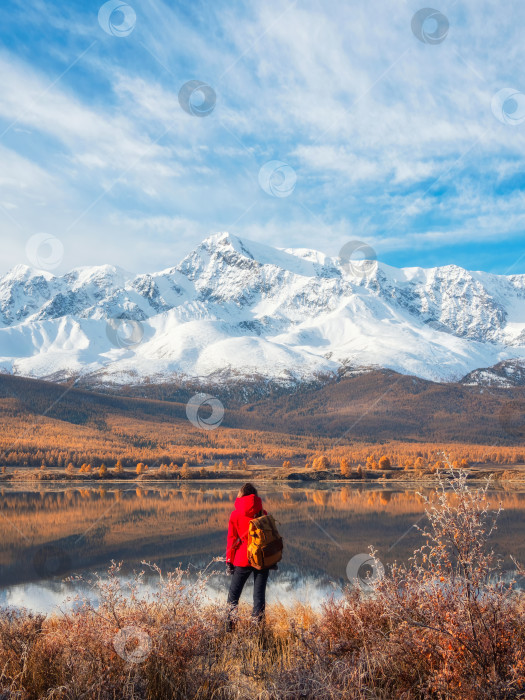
[226,483,269,626]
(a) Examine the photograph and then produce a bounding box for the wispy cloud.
[0,0,524,274]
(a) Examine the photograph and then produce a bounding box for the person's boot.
[251,617,270,647]
[250,614,264,632]
[225,614,236,633]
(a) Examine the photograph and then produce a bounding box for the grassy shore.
[1,471,524,699]
[2,463,525,483]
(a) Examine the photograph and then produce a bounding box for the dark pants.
[227,566,269,623]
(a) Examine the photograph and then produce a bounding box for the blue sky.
[1,0,525,274]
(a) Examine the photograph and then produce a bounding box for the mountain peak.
[191,232,331,278]
[4,264,55,282]
[64,264,130,286]
[1,234,525,387]
[202,231,239,248]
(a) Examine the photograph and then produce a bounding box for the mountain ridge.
[0,370,523,445]
[1,232,525,389]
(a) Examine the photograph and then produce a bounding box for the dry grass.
[1,472,524,699]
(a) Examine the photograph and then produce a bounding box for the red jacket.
[226,494,266,567]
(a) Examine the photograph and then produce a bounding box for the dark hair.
[239,482,257,497]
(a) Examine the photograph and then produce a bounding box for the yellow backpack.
[247,513,283,570]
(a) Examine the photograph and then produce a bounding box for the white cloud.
[0,144,57,195]
[0,52,179,181]
[1,0,525,274]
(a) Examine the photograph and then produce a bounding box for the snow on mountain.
[1,232,525,387]
[461,359,525,387]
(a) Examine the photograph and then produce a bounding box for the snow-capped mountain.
[461,359,525,388]
[1,232,525,387]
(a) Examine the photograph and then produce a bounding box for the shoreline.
[2,467,525,486]
[2,477,525,487]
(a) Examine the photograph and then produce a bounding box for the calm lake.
[1,481,524,613]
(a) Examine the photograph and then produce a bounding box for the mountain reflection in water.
[1,482,524,613]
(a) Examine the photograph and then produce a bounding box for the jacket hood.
[234,493,263,517]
